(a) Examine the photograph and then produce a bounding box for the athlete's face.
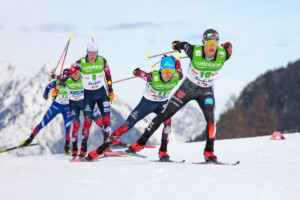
[161,69,173,82]
[71,71,81,81]
[203,39,218,59]
[87,51,98,63]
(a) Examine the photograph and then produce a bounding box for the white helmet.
[87,42,98,52]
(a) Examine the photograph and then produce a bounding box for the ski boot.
[72,142,78,158]
[20,135,35,147]
[159,150,170,161]
[64,141,71,155]
[126,143,144,153]
[203,141,217,162]
[85,143,110,161]
[126,133,149,153]
[158,142,169,161]
[111,140,128,147]
[78,143,87,158]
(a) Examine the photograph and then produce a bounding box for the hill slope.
[0,133,299,200]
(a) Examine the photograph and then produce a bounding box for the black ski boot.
[20,135,35,147]
[204,141,217,162]
[64,141,71,155]
[159,143,169,161]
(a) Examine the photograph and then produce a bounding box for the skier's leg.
[70,103,81,156]
[91,109,107,142]
[195,87,217,162]
[109,97,153,144]
[80,93,96,157]
[20,103,60,147]
[154,101,171,160]
[143,80,194,139]
[62,106,72,155]
[96,90,111,144]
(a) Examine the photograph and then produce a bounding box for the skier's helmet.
[202,29,219,44]
[87,42,98,52]
[160,56,175,70]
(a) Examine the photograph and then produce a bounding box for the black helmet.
[202,29,219,44]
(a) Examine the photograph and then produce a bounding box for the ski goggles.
[204,40,218,46]
[161,68,175,74]
[87,51,98,55]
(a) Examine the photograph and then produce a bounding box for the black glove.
[172,41,181,53]
[43,94,48,100]
[133,68,140,77]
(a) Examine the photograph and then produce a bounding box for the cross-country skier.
[19,69,72,154]
[59,42,114,157]
[63,68,116,158]
[123,29,232,162]
[84,56,183,161]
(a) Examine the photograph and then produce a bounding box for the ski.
[69,158,90,162]
[69,155,110,162]
[0,143,39,153]
[192,161,240,166]
[111,145,156,149]
[104,150,147,158]
[151,159,185,163]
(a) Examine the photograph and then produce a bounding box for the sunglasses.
[87,51,98,55]
[162,68,174,74]
[205,40,218,46]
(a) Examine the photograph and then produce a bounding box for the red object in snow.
[270,131,285,140]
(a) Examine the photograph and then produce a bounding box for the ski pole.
[112,76,136,84]
[150,60,161,69]
[178,55,188,59]
[91,34,95,42]
[0,143,39,153]
[50,36,72,80]
[146,50,178,59]
[59,35,72,75]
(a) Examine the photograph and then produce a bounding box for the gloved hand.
[52,89,59,100]
[221,42,233,49]
[43,94,48,100]
[50,72,56,80]
[133,68,140,77]
[172,41,181,53]
[108,88,115,102]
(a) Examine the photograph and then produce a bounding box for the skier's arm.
[133,68,153,84]
[59,60,81,85]
[172,41,194,60]
[103,58,113,92]
[43,81,57,97]
[222,42,233,61]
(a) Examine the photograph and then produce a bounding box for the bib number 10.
[199,71,212,78]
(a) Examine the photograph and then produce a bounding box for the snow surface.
[0,133,299,200]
